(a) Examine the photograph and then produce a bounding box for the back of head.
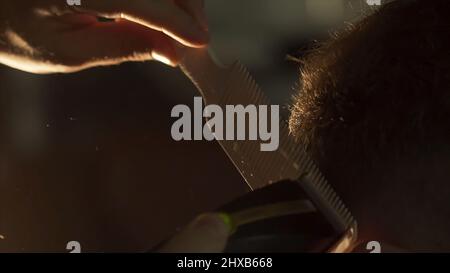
[289,0,450,251]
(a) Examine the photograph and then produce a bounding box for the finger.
[175,0,208,31]
[159,214,231,253]
[78,0,209,48]
[52,19,180,71]
[55,12,99,26]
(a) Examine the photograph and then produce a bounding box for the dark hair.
[291,0,450,177]
[289,0,450,248]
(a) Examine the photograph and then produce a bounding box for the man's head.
[289,0,450,251]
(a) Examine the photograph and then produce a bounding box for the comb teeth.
[221,61,355,233]
[180,48,356,234]
[297,165,356,233]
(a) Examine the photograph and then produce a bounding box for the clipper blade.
[179,48,357,251]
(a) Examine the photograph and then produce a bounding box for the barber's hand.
[0,0,209,73]
[158,213,231,253]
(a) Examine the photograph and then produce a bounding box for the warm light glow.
[151,51,174,67]
[5,29,35,55]
[329,227,358,253]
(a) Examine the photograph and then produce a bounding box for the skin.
[0,0,209,73]
[289,0,450,252]
[159,214,230,253]
[0,0,230,252]
[0,1,403,253]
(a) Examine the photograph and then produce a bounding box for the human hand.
[158,213,231,253]
[0,0,209,73]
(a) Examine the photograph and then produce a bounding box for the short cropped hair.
[289,0,450,250]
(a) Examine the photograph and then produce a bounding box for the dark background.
[0,0,375,252]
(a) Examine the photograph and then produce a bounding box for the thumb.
[159,213,231,253]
